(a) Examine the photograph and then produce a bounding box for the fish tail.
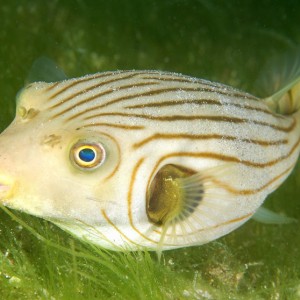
[263,76,300,116]
[290,80,300,121]
[261,48,300,116]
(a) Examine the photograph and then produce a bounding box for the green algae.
[1,1,300,299]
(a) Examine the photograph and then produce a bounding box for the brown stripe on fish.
[46,70,150,98]
[48,73,159,108]
[132,133,288,149]
[46,70,257,104]
[187,211,253,237]
[101,209,140,247]
[76,123,145,131]
[140,74,218,85]
[43,81,60,92]
[65,85,258,116]
[124,98,285,119]
[127,157,159,244]
[47,71,121,98]
[99,132,122,182]
[46,70,149,97]
[142,75,199,83]
[45,70,183,101]
[140,72,257,95]
[79,112,295,133]
[49,81,161,119]
[140,75,259,100]
[147,136,300,192]
[48,75,264,121]
[154,212,254,241]
[210,163,295,195]
[50,86,201,120]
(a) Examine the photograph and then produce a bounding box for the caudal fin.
[256,47,300,115]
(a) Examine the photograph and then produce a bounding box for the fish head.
[0,82,121,224]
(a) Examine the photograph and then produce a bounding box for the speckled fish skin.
[0,70,299,251]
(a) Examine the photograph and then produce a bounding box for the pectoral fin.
[146,163,235,259]
[146,164,204,227]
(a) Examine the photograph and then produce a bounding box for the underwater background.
[0,1,300,299]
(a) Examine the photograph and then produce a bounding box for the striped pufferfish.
[0,64,300,252]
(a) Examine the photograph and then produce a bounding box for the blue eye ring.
[71,142,106,169]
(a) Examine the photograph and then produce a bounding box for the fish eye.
[70,142,106,170]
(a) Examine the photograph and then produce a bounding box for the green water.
[0,1,300,299]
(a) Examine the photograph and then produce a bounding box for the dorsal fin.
[26,56,67,84]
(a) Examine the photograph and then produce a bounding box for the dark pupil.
[79,148,96,162]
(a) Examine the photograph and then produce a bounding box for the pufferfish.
[0,57,300,253]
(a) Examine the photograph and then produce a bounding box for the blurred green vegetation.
[0,1,300,299]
